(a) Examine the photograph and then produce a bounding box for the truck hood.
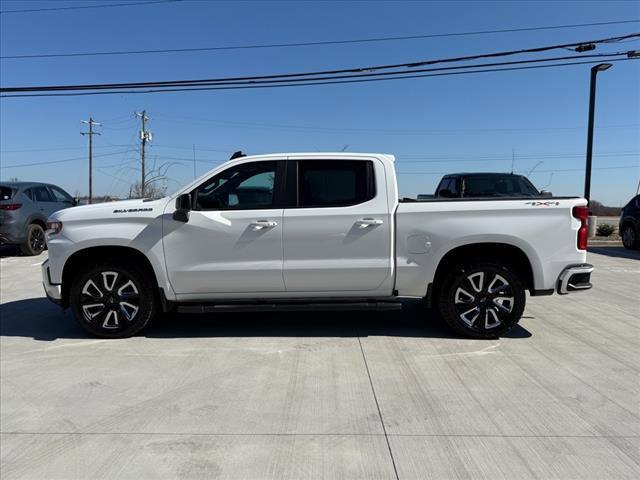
[50,197,170,222]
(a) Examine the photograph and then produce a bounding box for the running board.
[177,301,403,314]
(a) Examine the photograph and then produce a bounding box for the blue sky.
[1,0,639,205]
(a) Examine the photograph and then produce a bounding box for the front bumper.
[557,263,594,295]
[41,259,62,304]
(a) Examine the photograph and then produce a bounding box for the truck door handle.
[250,220,278,230]
[357,218,383,228]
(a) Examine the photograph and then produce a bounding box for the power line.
[396,152,640,165]
[2,19,638,59]
[0,144,131,153]
[4,56,635,98]
[3,34,637,93]
[0,150,135,168]
[154,114,640,135]
[396,165,639,175]
[0,0,182,14]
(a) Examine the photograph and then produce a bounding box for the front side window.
[49,186,73,203]
[298,160,375,208]
[193,161,277,210]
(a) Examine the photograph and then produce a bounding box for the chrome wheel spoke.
[455,287,476,304]
[459,306,481,327]
[492,297,514,314]
[82,303,105,320]
[485,308,501,328]
[117,280,138,297]
[82,279,103,300]
[466,272,484,293]
[487,274,510,294]
[102,310,120,329]
[101,271,119,292]
[119,301,139,322]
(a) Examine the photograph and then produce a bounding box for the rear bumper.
[0,231,22,245]
[0,223,25,244]
[557,263,593,295]
[41,259,62,304]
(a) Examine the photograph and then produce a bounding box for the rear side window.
[0,187,13,200]
[298,160,375,208]
[444,177,459,196]
[463,175,538,197]
[31,186,55,202]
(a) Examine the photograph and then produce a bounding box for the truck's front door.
[163,160,286,296]
[282,158,393,293]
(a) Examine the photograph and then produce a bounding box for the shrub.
[596,224,615,237]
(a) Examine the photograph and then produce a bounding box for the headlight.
[46,221,63,235]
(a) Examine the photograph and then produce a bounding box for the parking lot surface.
[1,247,639,479]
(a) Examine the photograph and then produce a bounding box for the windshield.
[463,175,540,197]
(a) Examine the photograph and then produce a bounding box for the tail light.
[0,203,22,211]
[573,205,589,250]
[46,221,63,235]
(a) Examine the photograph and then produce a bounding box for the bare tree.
[127,158,180,199]
[128,179,167,199]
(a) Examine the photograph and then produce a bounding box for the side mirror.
[72,197,80,206]
[173,193,191,222]
[540,190,553,198]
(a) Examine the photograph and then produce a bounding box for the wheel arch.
[61,245,160,308]
[29,218,46,229]
[430,242,535,300]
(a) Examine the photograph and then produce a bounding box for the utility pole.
[193,144,196,179]
[81,117,101,204]
[511,148,515,174]
[135,110,151,197]
[584,63,612,205]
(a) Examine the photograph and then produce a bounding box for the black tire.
[621,223,639,250]
[436,261,526,339]
[20,223,46,256]
[70,262,157,338]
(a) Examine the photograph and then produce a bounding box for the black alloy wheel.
[20,224,46,256]
[437,262,526,339]
[621,224,639,250]
[70,264,156,338]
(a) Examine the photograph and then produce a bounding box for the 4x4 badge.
[525,201,560,206]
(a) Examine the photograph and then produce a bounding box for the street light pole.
[584,63,612,206]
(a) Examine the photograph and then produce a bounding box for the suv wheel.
[20,223,46,256]
[436,262,526,339]
[70,263,157,338]
[621,224,639,250]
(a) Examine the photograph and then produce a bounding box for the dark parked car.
[0,182,77,255]
[619,194,640,250]
[433,173,546,198]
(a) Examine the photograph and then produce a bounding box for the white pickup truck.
[42,153,593,339]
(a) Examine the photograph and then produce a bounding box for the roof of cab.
[235,152,395,162]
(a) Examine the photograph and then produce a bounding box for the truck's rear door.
[282,156,394,293]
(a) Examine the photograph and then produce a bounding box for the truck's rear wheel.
[436,262,525,339]
[70,263,156,338]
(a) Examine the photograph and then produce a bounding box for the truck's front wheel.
[436,262,525,339]
[70,263,157,338]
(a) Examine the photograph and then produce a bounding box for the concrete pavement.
[1,247,639,479]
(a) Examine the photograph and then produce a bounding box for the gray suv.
[0,182,77,255]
